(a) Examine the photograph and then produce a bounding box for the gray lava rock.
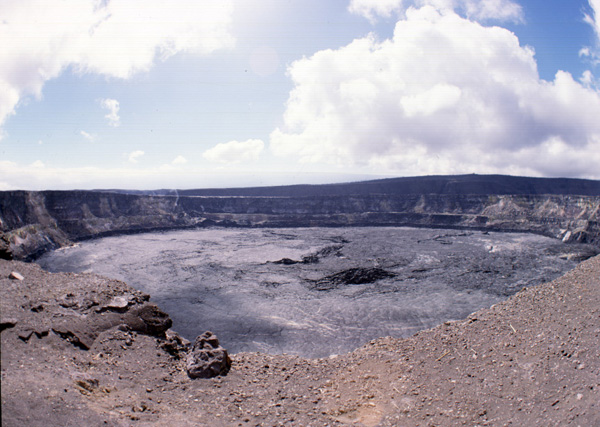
[303,244,344,263]
[124,303,173,336]
[46,302,172,350]
[59,294,99,312]
[160,330,191,359]
[51,327,92,349]
[186,331,231,379]
[311,267,396,290]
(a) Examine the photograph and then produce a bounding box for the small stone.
[9,271,24,281]
[106,297,129,310]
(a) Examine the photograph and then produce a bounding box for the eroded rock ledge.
[2,175,599,260]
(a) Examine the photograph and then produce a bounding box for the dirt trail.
[2,256,599,426]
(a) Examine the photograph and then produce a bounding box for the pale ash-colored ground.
[1,256,599,426]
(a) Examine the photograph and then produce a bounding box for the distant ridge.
[4,173,600,260]
[133,174,600,197]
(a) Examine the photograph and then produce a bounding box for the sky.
[1,0,600,190]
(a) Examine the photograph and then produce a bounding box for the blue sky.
[1,0,600,190]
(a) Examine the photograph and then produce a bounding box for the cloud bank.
[271,5,600,179]
[0,160,371,191]
[0,0,235,127]
[127,150,145,164]
[203,139,265,164]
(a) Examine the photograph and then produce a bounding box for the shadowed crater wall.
[2,174,600,260]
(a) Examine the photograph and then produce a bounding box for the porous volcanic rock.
[186,331,231,379]
[159,330,191,359]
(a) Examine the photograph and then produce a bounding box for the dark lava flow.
[37,227,597,358]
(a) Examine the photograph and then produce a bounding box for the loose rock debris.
[2,256,599,426]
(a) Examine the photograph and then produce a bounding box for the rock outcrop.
[1,175,599,260]
[0,262,175,351]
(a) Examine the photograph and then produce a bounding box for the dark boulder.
[186,331,231,379]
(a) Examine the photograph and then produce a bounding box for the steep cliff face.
[0,192,71,260]
[1,182,599,260]
[0,191,203,259]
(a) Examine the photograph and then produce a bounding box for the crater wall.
[1,176,599,260]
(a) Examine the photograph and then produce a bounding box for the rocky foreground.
[1,256,599,426]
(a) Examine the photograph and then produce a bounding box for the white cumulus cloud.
[348,0,523,23]
[128,150,145,164]
[460,0,523,22]
[582,0,600,63]
[270,6,600,179]
[585,0,600,39]
[348,0,406,23]
[30,160,45,169]
[400,83,462,117]
[0,0,235,127]
[172,155,188,165]
[203,139,265,164]
[100,98,120,127]
[80,130,97,141]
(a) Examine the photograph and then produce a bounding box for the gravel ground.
[1,255,599,426]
